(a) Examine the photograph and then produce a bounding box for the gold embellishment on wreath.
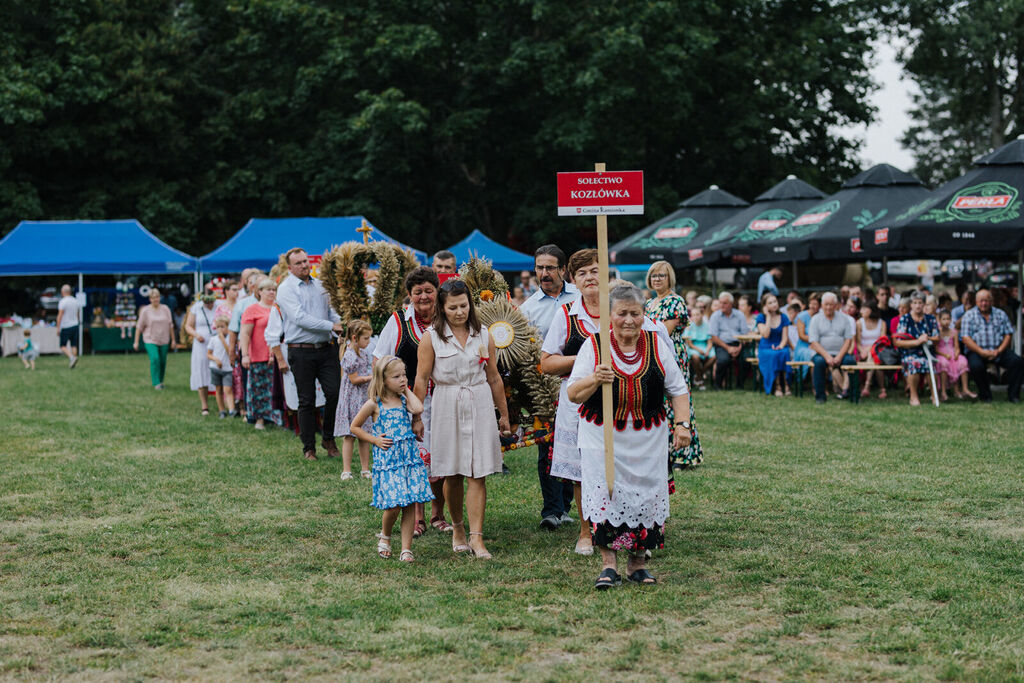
[463,256,559,420]
[320,241,419,334]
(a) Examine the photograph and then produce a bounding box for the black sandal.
[594,568,621,591]
[627,568,657,585]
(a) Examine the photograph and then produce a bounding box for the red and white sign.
[850,238,862,253]
[750,219,787,232]
[688,248,703,261]
[874,228,889,245]
[654,226,693,239]
[952,194,1010,209]
[557,170,644,216]
[792,211,832,226]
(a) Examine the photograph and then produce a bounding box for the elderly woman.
[643,260,703,470]
[134,288,176,389]
[185,290,218,415]
[240,278,283,428]
[895,290,940,406]
[568,284,691,589]
[375,266,450,537]
[415,279,511,559]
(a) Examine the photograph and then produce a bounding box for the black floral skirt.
[591,521,665,553]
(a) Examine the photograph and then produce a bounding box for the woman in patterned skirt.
[643,260,703,473]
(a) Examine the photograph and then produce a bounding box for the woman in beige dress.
[414,279,511,559]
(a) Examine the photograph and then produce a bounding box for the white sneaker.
[69,356,78,369]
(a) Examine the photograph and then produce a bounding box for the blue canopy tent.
[199,217,427,273]
[0,219,199,352]
[445,229,534,271]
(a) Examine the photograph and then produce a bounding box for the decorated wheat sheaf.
[320,242,419,334]
[458,256,509,301]
[476,297,538,371]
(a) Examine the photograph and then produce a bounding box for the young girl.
[206,316,236,418]
[682,306,713,389]
[935,309,975,400]
[350,355,434,563]
[856,303,887,400]
[336,320,374,480]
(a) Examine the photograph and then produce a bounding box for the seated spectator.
[737,294,758,332]
[894,291,939,407]
[756,294,791,396]
[951,290,975,332]
[875,285,898,326]
[856,303,888,400]
[843,297,860,321]
[960,289,1023,404]
[808,292,856,404]
[684,290,699,312]
[934,309,974,400]
[889,298,910,336]
[708,292,749,389]
[791,294,819,382]
[683,305,713,390]
[696,294,713,312]
[924,294,938,317]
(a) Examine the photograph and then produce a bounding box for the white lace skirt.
[578,420,670,528]
[549,379,582,482]
[189,339,212,391]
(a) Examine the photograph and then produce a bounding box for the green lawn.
[1,353,1023,680]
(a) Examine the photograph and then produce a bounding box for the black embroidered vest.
[393,312,422,386]
[559,304,592,376]
[579,331,667,431]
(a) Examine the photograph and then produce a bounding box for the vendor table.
[1,326,60,356]
[89,326,137,353]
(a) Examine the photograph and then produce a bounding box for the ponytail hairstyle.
[370,355,406,402]
[347,319,372,342]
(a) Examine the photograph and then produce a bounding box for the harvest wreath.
[319,241,419,334]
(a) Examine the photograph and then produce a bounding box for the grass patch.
[1,354,1023,678]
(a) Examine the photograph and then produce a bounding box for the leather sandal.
[451,525,471,554]
[627,568,657,585]
[430,516,454,533]
[412,519,427,538]
[594,568,621,591]
[468,531,492,559]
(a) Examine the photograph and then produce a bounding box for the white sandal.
[340,471,353,481]
[468,531,492,560]
[375,533,391,559]
[399,550,414,563]
[360,470,372,479]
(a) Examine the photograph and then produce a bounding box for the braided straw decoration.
[320,242,420,334]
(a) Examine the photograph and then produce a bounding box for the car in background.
[39,287,60,310]
[985,269,1020,290]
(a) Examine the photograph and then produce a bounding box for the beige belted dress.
[427,324,503,478]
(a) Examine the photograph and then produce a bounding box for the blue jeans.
[812,353,856,400]
[537,439,573,519]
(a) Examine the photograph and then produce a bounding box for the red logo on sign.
[874,228,889,245]
[688,249,703,261]
[750,219,787,232]
[731,254,751,265]
[952,195,1010,209]
[792,211,831,227]
[850,238,862,253]
[654,226,693,239]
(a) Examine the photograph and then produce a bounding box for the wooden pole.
[594,162,615,498]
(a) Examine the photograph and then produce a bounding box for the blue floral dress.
[371,397,434,510]
[896,313,938,375]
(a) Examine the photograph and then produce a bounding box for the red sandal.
[412,519,427,538]
[430,516,454,533]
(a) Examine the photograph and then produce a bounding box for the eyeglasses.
[535,265,560,272]
[649,273,668,279]
[440,279,469,293]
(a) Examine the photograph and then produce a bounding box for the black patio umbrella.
[747,164,932,264]
[678,175,826,268]
[609,185,748,268]
[862,138,1024,258]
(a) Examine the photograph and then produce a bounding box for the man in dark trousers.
[961,288,1023,403]
[275,248,345,459]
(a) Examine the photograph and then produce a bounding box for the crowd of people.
[692,267,1023,406]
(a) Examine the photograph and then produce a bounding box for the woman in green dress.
[644,261,703,474]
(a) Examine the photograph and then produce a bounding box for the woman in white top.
[568,284,691,589]
[414,279,511,559]
[184,291,218,415]
[856,302,888,400]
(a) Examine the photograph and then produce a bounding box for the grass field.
[2,353,1023,680]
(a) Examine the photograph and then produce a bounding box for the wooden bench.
[786,361,813,397]
[840,363,903,403]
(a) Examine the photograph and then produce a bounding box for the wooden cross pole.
[593,162,616,499]
[357,219,373,244]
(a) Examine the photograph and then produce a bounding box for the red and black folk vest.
[393,312,423,386]
[579,330,667,431]
[559,304,593,376]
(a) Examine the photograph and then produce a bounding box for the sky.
[853,40,917,171]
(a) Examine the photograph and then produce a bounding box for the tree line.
[1,0,1000,259]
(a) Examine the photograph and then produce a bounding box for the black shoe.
[539,515,559,530]
[1010,397,1020,404]
[981,398,993,404]
[502,463,511,475]
[626,568,658,585]
[815,397,826,404]
[594,568,622,591]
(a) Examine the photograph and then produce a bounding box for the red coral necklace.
[611,331,644,364]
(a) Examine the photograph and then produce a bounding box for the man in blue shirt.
[520,244,578,529]
[708,291,750,389]
[960,289,1022,403]
[757,266,782,302]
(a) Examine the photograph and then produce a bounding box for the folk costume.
[542,299,671,483]
[569,330,689,553]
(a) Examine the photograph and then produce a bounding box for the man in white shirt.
[276,249,344,461]
[520,245,578,529]
[55,284,82,368]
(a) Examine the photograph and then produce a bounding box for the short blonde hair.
[214,315,230,327]
[257,278,277,292]
[645,260,676,290]
[370,355,406,402]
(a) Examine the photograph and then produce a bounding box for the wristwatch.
[675,420,691,430]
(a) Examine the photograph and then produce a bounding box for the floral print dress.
[370,397,434,510]
[645,294,704,473]
[896,313,939,375]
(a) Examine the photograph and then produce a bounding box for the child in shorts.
[207,316,237,418]
[18,329,38,370]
